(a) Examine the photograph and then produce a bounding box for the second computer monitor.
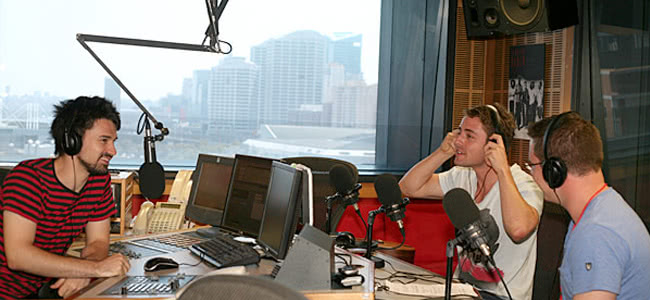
[221,154,276,237]
[185,154,234,229]
[257,161,303,260]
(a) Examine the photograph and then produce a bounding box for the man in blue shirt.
[527,112,650,300]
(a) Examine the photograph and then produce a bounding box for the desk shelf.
[111,171,135,236]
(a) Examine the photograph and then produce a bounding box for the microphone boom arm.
[76,33,183,140]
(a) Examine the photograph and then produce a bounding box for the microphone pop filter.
[329,164,355,194]
[443,188,480,229]
[139,161,165,199]
[479,208,500,248]
[374,174,402,207]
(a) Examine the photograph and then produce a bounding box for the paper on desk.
[384,280,478,298]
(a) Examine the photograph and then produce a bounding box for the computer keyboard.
[189,234,260,268]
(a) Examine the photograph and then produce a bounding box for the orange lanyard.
[572,183,608,231]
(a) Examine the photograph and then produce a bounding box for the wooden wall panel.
[452,0,574,166]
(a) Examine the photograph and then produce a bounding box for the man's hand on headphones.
[484,133,508,174]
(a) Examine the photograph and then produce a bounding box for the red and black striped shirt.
[0,158,116,299]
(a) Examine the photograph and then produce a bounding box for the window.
[588,0,650,229]
[0,1,382,168]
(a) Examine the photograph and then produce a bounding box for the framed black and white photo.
[509,44,545,139]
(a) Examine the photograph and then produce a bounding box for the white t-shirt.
[439,164,543,300]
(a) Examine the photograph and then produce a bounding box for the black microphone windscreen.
[374,174,402,207]
[329,164,355,194]
[479,208,500,248]
[443,188,480,229]
[139,161,165,199]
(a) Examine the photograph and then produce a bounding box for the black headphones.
[335,231,356,249]
[542,112,572,189]
[486,104,507,150]
[62,112,82,156]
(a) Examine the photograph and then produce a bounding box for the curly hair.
[50,96,121,155]
[464,103,516,151]
[528,112,603,176]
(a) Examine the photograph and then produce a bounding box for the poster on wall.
[509,44,545,139]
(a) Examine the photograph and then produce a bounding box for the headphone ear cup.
[335,231,356,249]
[63,129,82,156]
[542,157,567,189]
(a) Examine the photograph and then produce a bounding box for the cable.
[202,0,232,54]
[474,167,494,200]
[378,232,406,251]
[375,258,477,299]
[355,209,368,237]
[335,253,352,265]
[375,259,445,284]
[553,189,563,208]
[335,253,352,266]
[71,156,76,192]
[179,252,206,268]
[488,257,513,300]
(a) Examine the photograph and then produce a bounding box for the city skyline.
[0,0,380,101]
[0,25,378,166]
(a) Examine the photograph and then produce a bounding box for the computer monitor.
[185,154,234,237]
[257,161,302,260]
[221,154,276,237]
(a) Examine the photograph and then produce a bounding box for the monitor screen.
[185,154,234,228]
[221,154,275,237]
[257,161,302,260]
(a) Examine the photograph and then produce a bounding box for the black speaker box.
[462,0,579,38]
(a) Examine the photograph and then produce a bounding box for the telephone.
[131,170,194,235]
[168,170,194,204]
[133,201,186,235]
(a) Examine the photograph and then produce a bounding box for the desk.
[71,229,374,300]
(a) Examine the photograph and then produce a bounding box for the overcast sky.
[0,0,380,101]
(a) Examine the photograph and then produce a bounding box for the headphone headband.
[542,111,573,161]
[485,104,500,128]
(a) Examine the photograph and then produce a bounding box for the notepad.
[384,280,479,298]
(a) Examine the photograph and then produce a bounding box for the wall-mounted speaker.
[462,0,579,38]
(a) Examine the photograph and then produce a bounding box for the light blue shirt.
[559,188,650,300]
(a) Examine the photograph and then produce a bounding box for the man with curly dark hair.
[0,96,131,299]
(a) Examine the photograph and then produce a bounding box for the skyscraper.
[251,30,329,125]
[207,56,259,132]
[331,33,362,81]
[190,70,210,121]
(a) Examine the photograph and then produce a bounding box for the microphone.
[374,174,409,234]
[442,188,497,259]
[138,119,165,199]
[328,165,362,213]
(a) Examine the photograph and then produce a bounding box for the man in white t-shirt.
[399,103,543,300]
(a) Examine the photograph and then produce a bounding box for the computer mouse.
[144,257,179,272]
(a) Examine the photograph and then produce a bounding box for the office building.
[328,81,377,128]
[207,56,259,132]
[330,33,362,81]
[251,30,329,125]
[190,70,211,121]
